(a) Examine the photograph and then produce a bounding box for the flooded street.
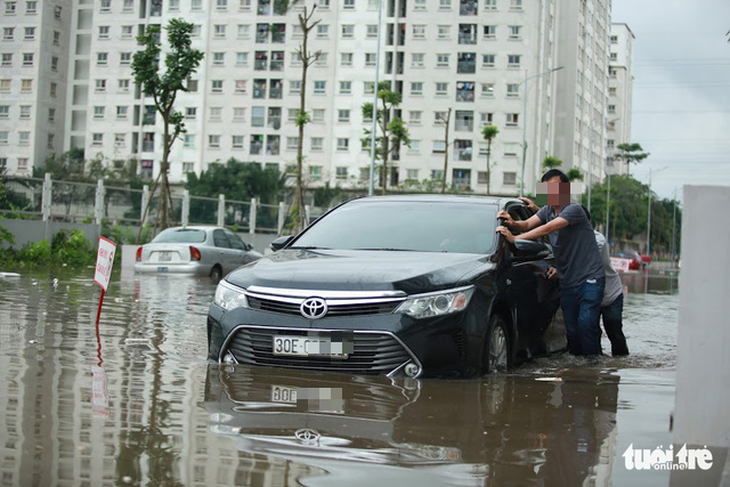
[0,268,682,486]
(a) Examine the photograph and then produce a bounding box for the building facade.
[1,0,629,196]
[607,21,634,176]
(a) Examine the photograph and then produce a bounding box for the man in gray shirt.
[496,169,605,357]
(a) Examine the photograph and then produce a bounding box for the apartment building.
[607,22,634,176]
[0,0,70,175]
[1,0,625,196]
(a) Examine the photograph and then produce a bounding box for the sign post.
[93,237,117,326]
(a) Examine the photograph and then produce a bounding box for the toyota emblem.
[295,428,321,445]
[300,297,328,319]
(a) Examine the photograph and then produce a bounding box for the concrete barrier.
[672,185,730,485]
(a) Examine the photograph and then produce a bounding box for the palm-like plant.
[481,126,499,194]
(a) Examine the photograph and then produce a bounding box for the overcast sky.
[611,0,730,201]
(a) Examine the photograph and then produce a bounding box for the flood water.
[0,267,690,486]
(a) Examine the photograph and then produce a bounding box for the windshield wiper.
[288,246,332,250]
[352,247,416,251]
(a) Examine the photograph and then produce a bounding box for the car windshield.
[152,228,207,244]
[292,201,498,254]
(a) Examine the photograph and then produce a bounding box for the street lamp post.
[646,165,669,256]
[605,156,612,245]
[520,66,563,197]
[368,0,384,196]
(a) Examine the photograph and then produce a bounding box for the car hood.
[225,249,495,294]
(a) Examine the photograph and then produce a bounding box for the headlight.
[213,280,249,311]
[395,286,475,319]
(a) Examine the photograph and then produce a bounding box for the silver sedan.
[134,226,262,280]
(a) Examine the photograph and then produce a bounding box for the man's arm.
[496,211,543,233]
[496,216,569,242]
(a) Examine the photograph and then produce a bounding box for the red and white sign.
[610,257,632,273]
[94,237,117,292]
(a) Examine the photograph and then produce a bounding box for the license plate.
[271,385,297,404]
[158,251,172,262]
[272,335,348,358]
[156,266,168,272]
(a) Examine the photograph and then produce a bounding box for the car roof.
[160,225,224,231]
[344,194,518,207]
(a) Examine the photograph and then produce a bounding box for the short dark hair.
[541,169,569,183]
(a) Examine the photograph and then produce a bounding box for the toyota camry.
[207,195,561,378]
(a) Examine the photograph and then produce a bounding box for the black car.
[207,195,561,378]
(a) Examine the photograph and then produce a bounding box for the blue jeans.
[560,278,605,356]
[601,293,629,356]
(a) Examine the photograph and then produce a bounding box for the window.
[337,138,349,151]
[317,0,330,8]
[503,172,516,185]
[19,105,30,119]
[49,82,56,97]
[411,53,425,67]
[336,166,348,179]
[608,104,616,113]
[5,1,15,14]
[100,0,111,11]
[214,25,226,38]
[413,0,426,10]
[18,157,28,170]
[97,52,108,66]
[507,54,521,67]
[250,135,263,154]
[316,24,329,38]
[439,0,451,9]
[209,135,221,148]
[210,107,222,120]
[412,25,425,39]
[309,165,323,180]
[123,0,134,10]
[484,0,496,9]
[339,53,353,67]
[26,1,37,13]
[364,81,375,94]
[232,135,245,148]
[0,132,7,145]
[98,26,110,39]
[120,52,132,65]
[191,25,201,37]
[236,52,249,66]
[610,52,618,61]
[2,27,12,40]
[183,162,194,173]
[185,107,197,119]
[436,54,449,67]
[238,24,251,39]
[506,113,519,126]
[315,52,328,66]
[341,25,354,38]
[22,53,33,66]
[184,134,195,147]
[434,111,447,124]
[506,83,519,97]
[435,82,448,96]
[118,79,130,91]
[0,105,7,118]
[121,26,133,38]
[115,133,126,147]
[480,112,493,126]
[337,109,350,122]
[169,0,180,9]
[21,79,32,92]
[311,138,323,151]
[0,158,5,169]
[437,25,450,39]
[93,79,107,92]
[217,0,228,9]
[482,54,495,67]
[116,106,128,119]
[481,83,494,97]
[459,24,477,44]
[0,79,9,92]
[289,80,301,94]
[48,108,55,121]
[509,0,522,9]
[1,54,12,66]
[54,5,61,18]
[455,110,473,131]
[339,81,352,94]
[233,107,246,120]
[24,27,35,40]
[433,140,446,153]
[365,53,376,66]
[312,109,325,122]
[252,106,265,126]
[211,80,223,93]
[483,25,496,39]
[93,106,105,119]
[92,133,103,146]
[411,82,423,95]
[508,25,521,39]
[610,35,618,44]
[53,31,60,45]
[314,81,326,94]
[286,136,298,150]
[456,81,475,101]
[213,52,225,65]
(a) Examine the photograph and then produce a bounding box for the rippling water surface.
[0,268,686,486]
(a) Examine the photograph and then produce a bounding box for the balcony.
[459,0,477,15]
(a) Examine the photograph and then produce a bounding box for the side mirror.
[270,235,294,252]
[511,240,552,262]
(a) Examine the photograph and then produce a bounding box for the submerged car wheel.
[484,315,510,374]
[210,265,223,282]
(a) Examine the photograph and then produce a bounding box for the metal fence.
[2,174,327,235]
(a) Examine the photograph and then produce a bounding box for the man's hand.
[496,210,515,227]
[519,196,539,213]
[496,225,515,243]
[545,266,558,280]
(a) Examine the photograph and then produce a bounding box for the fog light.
[404,362,421,378]
[222,352,237,364]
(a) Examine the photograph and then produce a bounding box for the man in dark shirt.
[496,169,605,357]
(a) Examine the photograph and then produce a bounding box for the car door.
[224,229,252,269]
[499,202,560,353]
[212,229,234,273]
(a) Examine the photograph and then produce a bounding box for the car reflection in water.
[204,364,620,486]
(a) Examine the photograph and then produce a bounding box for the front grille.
[247,296,402,317]
[225,327,413,375]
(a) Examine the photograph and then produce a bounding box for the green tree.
[362,81,411,194]
[132,18,204,236]
[542,156,563,170]
[613,143,649,175]
[566,168,584,181]
[292,5,321,233]
[481,125,499,194]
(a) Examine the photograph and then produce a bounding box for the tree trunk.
[441,108,451,193]
[486,139,492,195]
[380,97,389,195]
[294,22,308,233]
